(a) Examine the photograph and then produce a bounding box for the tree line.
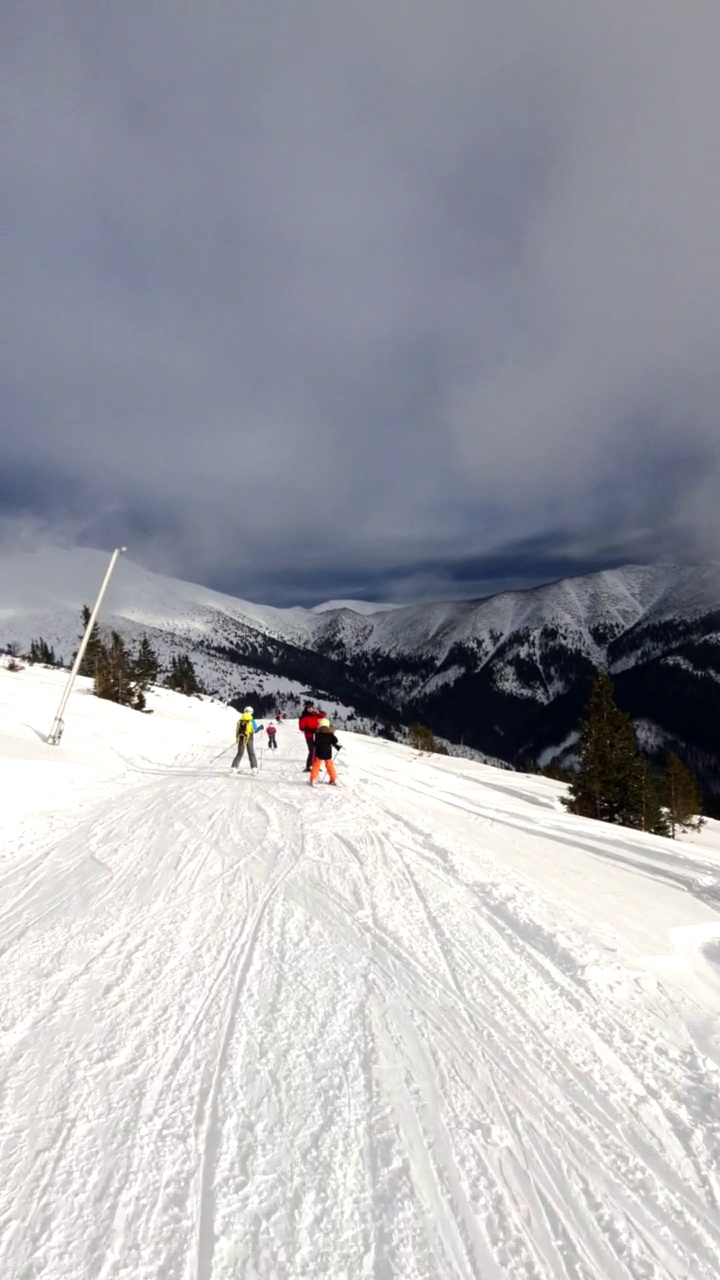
[562,671,703,838]
[76,606,202,708]
[3,638,62,669]
[403,676,703,839]
[6,609,202,709]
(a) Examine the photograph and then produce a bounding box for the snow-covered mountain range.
[2,546,720,804]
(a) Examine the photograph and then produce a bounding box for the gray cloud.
[3,1,720,603]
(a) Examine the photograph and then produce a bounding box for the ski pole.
[210,744,232,764]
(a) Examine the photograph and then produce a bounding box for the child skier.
[231,707,262,772]
[266,722,278,750]
[309,718,341,786]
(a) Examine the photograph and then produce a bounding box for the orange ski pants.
[310,756,337,784]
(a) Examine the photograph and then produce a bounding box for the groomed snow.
[2,663,720,1279]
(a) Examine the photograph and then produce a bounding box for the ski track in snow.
[1,748,720,1279]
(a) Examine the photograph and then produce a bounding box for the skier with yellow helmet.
[230,706,262,772]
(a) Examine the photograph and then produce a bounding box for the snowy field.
[2,664,720,1280]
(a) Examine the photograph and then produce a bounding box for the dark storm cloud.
[219,538,626,609]
[2,1,720,603]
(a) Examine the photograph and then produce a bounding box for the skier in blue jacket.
[231,707,262,771]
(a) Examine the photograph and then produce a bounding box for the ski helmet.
[243,706,253,714]
[319,717,330,728]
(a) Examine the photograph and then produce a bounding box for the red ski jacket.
[299,711,320,741]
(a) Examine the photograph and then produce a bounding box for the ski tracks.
[0,770,290,1279]
[283,780,720,1279]
[189,793,302,1280]
[3,756,720,1278]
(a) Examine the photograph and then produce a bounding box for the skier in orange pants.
[309,718,341,785]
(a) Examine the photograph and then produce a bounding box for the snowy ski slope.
[2,664,720,1279]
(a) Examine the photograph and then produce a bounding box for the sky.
[3,1,720,606]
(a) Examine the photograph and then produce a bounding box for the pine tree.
[77,605,106,680]
[133,636,160,691]
[638,763,670,836]
[564,672,665,832]
[95,630,143,708]
[409,723,436,752]
[28,637,57,665]
[164,653,202,696]
[564,673,630,823]
[661,753,704,837]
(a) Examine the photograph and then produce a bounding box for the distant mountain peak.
[310,599,401,615]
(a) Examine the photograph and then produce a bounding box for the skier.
[266,721,278,750]
[298,701,321,772]
[231,706,262,772]
[309,718,341,786]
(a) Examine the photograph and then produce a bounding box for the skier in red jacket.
[298,701,321,772]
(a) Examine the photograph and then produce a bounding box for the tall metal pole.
[47,547,127,745]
